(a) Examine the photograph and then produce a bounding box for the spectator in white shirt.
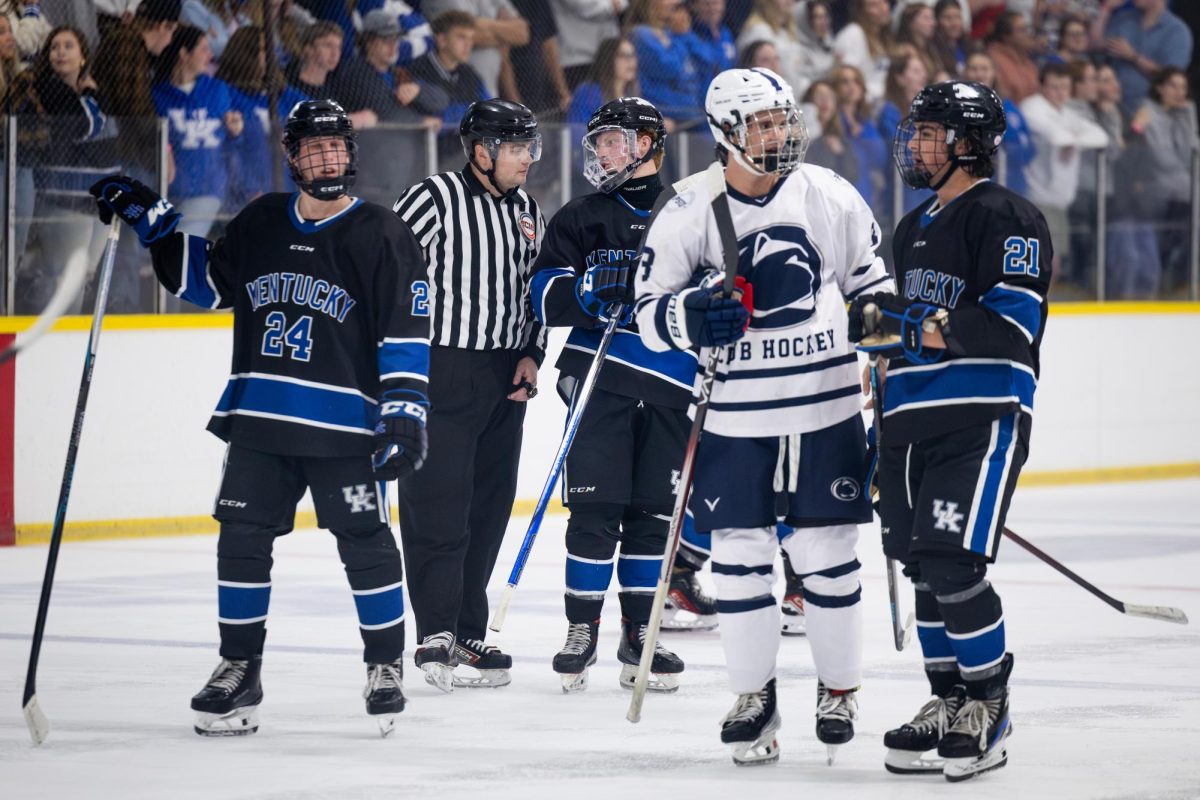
[833,0,891,104]
[1020,61,1108,279]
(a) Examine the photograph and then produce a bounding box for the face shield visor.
[582,126,644,192]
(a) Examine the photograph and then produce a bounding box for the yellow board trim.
[11,464,1200,545]
[1,302,1197,335]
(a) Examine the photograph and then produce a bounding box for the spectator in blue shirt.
[627,0,703,126]
[687,0,734,103]
[832,62,887,210]
[877,50,932,221]
[153,24,243,237]
[1097,0,1192,114]
[964,49,1035,199]
[566,35,641,125]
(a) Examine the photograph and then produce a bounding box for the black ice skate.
[815,682,859,765]
[191,656,263,737]
[662,570,718,631]
[939,654,1014,782]
[883,685,967,774]
[780,587,806,636]
[364,659,405,738]
[552,620,599,694]
[720,678,781,766]
[452,637,513,688]
[617,618,684,692]
[414,631,456,693]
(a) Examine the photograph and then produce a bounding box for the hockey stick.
[867,353,914,651]
[0,245,93,366]
[489,310,623,633]
[628,161,736,723]
[23,218,121,745]
[1001,527,1188,624]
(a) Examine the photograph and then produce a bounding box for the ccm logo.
[568,486,596,493]
[290,244,315,252]
[218,499,247,508]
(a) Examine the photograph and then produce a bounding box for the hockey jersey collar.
[726,173,789,207]
[287,193,363,234]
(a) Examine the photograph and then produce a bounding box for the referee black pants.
[395,347,526,643]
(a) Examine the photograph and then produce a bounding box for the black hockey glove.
[89,175,181,247]
[848,293,946,365]
[667,283,749,349]
[372,393,428,481]
[575,260,633,320]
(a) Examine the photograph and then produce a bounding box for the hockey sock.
[564,504,621,622]
[216,522,277,660]
[335,523,406,664]
[712,526,780,694]
[913,579,960,695]
[785,525,863,689]
[923,559,1006,696]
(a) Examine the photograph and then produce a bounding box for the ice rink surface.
[1,479,1198,800]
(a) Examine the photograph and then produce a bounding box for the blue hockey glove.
[89,174,181,246]
[668,283,750,349]
[372,393,428,481]
[575,260,633,319]
[849,293,945,365]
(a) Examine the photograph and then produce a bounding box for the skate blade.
[421,662,455,694]
[661,607,718,632]
[730,735,780,766]
[619,664,680,693]
[451,668,512,689]
[943,747,1008,782]
[884,748,944,774]
[780,620,806,636]
[825,745,841,766]
[374,715,397,738]
[193,706,260,737]
[558,670,589,694]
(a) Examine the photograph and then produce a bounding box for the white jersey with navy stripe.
[634,163,893,437]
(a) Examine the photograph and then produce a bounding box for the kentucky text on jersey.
[585,247,639,269]
[244,272,358,322]
[902,268,967,308]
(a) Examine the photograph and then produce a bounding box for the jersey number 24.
[261,311,313,362]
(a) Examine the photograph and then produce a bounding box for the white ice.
[2,480,1198,800]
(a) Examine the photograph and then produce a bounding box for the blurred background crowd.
[0,0,1196,313]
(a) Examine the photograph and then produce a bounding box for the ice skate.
[617,618,684,692]
[780,590,805,636]
[883,685,967,774]
[940,654,1014,782]
[452,637,513,688]
[190,656,263,737]
[414,631,456,693]
[720,678,781,766]
[363,658,405,738]
[662,571,718,631]
[552,620,599,694]
[815,682,858,765]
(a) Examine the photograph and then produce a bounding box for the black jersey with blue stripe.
[148,192,431,457]
[531,184,696,410]
[885,180,1052,446]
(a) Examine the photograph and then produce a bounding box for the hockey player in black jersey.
[848,80,1052,781]
[530,97,694,693]
[89,100,431,738]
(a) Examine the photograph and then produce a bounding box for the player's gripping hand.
[669,283,750,349]
[88,175,181,246]
[576,260,633,319]
[372,395,429,481]
[848,293,945,364]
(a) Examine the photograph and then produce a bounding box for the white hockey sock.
[712,526,781,694]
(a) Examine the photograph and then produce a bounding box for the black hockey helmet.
[459,99,541,197]
[893,80,1007,190]
[283,99,358,200]
[582,97,667,193]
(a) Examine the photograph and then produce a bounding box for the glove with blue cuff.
[372,392,429,481]
[848,292,946,365]
[576,260,633,321]
[89,175,181,246]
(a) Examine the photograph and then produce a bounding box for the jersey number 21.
[1002,236,1040,277]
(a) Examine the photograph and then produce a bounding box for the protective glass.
[483,134,543,163]
[731,106,808,176]
[581,126,640,191]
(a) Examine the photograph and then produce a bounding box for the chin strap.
[473,156,519,201]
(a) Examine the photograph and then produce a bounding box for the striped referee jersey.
[393,165,547,360]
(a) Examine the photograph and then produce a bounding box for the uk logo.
[932,499,964,533]
[737,224,823,330]
[343,485,377,513]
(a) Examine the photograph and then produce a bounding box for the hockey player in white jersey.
[634,68,893,766]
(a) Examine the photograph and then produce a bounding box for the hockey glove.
[89,174,181,247]
[372,393,429,481]
[667,283,750,349]
[575,260,634,320]
[848,293,946,365]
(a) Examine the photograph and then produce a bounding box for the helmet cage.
[718,105,809,177]
[286,133,359,200]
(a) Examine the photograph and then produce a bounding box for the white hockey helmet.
[705,68,809,177]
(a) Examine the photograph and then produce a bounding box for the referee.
[392,99,546,692]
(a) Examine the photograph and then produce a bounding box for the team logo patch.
[737,224,823,330]
[518,212,537,242]
[343,484,377,513]
[830,477,860,502]
[932,499,964,533]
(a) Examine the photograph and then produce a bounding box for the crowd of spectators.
[0,0,1198,309]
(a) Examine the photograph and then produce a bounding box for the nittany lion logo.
[737,224,822,330]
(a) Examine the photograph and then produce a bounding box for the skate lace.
[459,638,498,655]
[904,694,956,736]
[206,659,248,693]
[725,689,768,725]
[632,624,673,656]
[947,698,1000,750]
[817,686,859,722]
[366,661,403,693]
[419,631,455,653]
[562,623,593,655]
